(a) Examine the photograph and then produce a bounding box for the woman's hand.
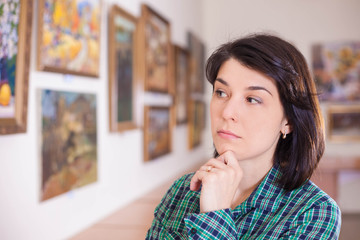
[190,151,243,213]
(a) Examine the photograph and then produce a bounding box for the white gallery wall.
[1,0,360,239]
[202,0,360,212]
[0,0,211,239]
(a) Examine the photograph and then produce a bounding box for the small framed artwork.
[312,42,360,102]
[39,89,97,201]
[188,100,205,149]
[138,4,172,93]
[188,32,206,94]
[327,105,360,142]
[144,106,172,161]
[108,5,138,132]
[0,0,33,135]
[174,45,189,125]
[37,0,101,77]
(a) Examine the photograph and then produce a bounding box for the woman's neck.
[231,160,273,209]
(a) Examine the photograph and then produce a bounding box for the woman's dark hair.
[206,33,325,191]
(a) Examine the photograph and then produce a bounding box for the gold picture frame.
[138,4,173,93]
[37,0,102,77]
[144,106,173,161]
[327,105,360,142]
[108,5,138,132]
[0,0,33,135]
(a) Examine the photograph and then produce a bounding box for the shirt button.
[191,228,197,234]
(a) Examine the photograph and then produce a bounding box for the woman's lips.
[217,130,240,139]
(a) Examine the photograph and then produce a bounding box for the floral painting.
[37,0,101,77]
[0,0,32,135]
[40,89,97,201]
[312,42,360,102]
[0,0,21,118]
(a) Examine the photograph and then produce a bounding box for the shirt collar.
[234,165,284,213]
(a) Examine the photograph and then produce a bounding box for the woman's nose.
[221,98,239,122]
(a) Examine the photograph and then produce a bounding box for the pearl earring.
[282,131,287,139]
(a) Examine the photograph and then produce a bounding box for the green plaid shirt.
[146,165,341,239]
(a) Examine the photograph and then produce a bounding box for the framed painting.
[138,4,172,93]
[37,0,101,77]
[327,105,360,142]
[188,100,205,149]
[39,89,97,201]
[144,106,172,161]
[174,44,189,125]
[312,42,360,102]
[188,31,205,94]
[0,0,33,135]
[108,5,138,132]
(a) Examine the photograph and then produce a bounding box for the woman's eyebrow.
[246,86,273,96]
[214,78,229,86]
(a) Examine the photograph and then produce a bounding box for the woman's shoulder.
[301,180,339,209]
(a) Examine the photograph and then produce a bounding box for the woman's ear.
[281,120,293,137]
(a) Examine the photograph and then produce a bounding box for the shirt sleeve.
[279,200,341,240]
[184,209,238,239]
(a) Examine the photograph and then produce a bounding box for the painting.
[327,105,360,142]
[139,4,172,93]
[188,100,205,149]
[188,31,206,94]
[108,5,137,132]
[37,0,101,77]
[312,42,360,102]
[0,0,32,134]
[174,45,189,125]
[40,89,97,201]
[144,106,172,161]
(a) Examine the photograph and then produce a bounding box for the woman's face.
[210,58,290,166]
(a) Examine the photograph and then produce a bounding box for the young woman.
[146,33,341,239]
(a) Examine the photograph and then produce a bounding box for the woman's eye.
[215,90,227,98]
[247,97,262,104]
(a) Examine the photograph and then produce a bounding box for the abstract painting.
[37,0,101,77]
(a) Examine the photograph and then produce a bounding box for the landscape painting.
[40,89,97,201]
[144,106,172,161]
